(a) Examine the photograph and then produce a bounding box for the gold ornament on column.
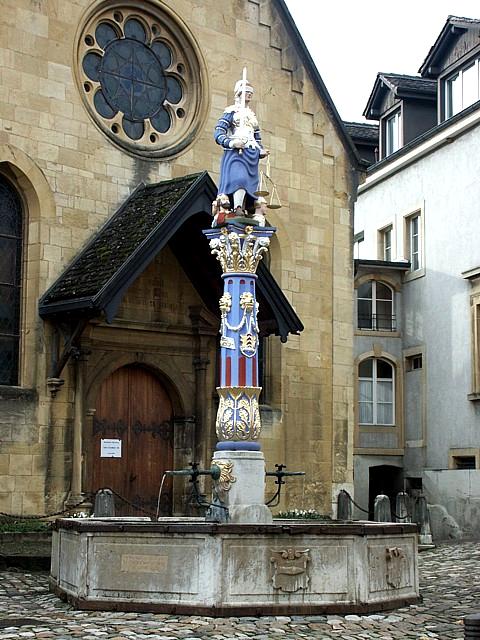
[209,226,271,274]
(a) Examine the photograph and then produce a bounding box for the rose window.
[75,2,208,158]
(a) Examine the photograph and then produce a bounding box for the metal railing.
[358,313,397,332]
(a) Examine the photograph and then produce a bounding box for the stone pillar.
[189,305,213,468]
[374,493,392,522]
[395,491,411,523]
[337,489,353,521]
[203,223,275,523]
[415,495,434,546]
[66,353,87,507]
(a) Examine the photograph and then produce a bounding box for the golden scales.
[255,155,282,209]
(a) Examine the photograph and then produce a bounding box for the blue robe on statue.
[214,108,263,208]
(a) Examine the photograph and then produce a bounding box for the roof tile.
[42,174,199,304]
[343,121,379,142]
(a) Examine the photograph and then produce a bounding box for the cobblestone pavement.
[0,541,479,639]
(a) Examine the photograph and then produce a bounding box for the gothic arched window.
[0,177,23,385]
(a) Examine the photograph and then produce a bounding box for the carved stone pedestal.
[212,450,272,523]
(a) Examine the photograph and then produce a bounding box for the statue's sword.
[238,66,247,154]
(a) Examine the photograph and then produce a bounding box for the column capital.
[203,223,275,274]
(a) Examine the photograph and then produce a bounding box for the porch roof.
[39,172,303,341]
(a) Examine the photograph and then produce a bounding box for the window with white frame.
[354,230,364,260]
[381,225,393,261]
[406,213,421,271]
[385,110,401,157]
[357,280,395,331]
[444,57,480,119]
[358,358,395,425]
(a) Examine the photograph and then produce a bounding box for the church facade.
[0,0,362,517]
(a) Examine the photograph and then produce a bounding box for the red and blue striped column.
[203,222,275,452]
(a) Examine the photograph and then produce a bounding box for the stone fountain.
[50,70,419,614]
[50,221,419,615]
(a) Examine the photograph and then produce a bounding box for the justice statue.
[213,69,269,221]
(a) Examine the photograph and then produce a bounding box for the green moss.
[45,175,199,304]
[0,519,52,533]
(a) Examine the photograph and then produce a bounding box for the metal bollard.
[374,493,392,522]
[337,490,353,521]
[395,491,411,523]
[464,613,480,638]
[93,488,115,517]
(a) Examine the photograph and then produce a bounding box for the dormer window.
[385,110,401,156]
[444,57,480,119]
[363,73,436,160]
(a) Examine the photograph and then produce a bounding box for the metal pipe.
[265,471,305,477]
[265,464,306,507]
[164,465,221,481]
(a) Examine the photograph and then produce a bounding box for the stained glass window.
[76,4,207,158]
[0,177,22,386]
[82,15,183,142]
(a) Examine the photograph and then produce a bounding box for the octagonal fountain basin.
[50,518,419,616]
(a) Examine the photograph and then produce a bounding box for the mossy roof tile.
[42,174,198,304]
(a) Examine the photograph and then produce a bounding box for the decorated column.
[203,222,275,523]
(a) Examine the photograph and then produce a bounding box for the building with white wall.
[352,16,480,538]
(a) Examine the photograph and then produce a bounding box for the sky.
[283,1,480,122]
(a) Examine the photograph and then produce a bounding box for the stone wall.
[0,0,356,515]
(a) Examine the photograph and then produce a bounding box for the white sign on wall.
[100,438,122,458]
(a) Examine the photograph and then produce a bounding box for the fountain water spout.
[165,462,228,520]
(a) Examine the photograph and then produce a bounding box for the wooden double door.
[90,364,173,516]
